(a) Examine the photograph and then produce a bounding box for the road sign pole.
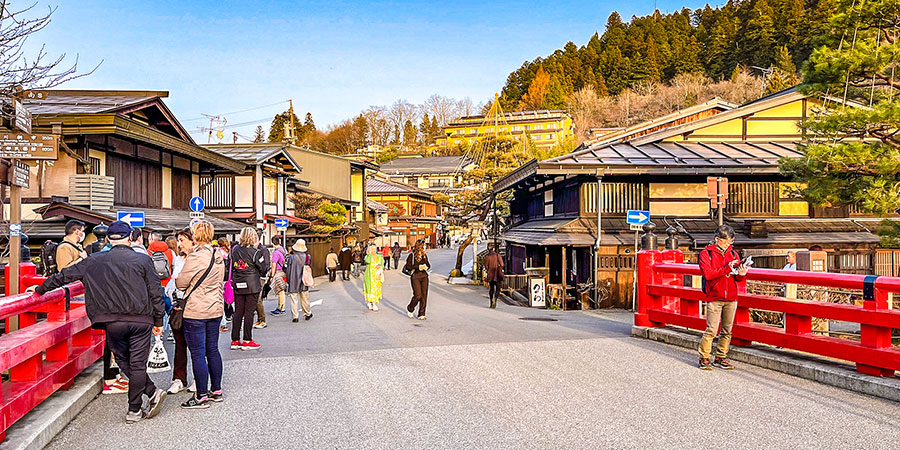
[9,170,21,331]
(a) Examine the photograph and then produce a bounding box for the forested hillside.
[499,0,836,111]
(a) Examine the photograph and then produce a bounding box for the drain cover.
[519,317,558,322]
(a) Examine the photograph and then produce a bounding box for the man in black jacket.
[31,220,167,424]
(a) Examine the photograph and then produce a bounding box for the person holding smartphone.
[404,240,431,320]
[697,225,748,370]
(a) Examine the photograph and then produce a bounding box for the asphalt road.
[46,248,900,449]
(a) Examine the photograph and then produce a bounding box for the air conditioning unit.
[69,174,114,211]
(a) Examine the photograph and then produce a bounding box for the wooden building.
[4,90,247,247]
[366,178,441,248]
[378,155,474,197]
[494,87,889,309]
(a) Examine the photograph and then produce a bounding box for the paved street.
[47,249,900,449]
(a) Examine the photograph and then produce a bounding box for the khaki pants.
[289,291,311,319]
[698,301,737,359]
[275,291,286,311]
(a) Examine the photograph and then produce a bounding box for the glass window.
[264,177,278,204]
[546,134,553,140]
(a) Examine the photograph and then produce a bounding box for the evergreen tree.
[402,119,417,146]
[268,110,301,143]
[419,113,433,144]
[780,0,900,214]
[764,46,800,94]
[743,0,778,67]
[252,125,266,143]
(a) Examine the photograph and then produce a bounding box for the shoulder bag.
[169,252,215,330]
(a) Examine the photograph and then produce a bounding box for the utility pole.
[284,99,298,144]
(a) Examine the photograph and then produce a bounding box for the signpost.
[626,210,651,311]
[12,160,29,188]
[189,196,205,213]
[117,211,145,228]
[0,133,59,160]
[275,218,288,247]
[707,177,728,226]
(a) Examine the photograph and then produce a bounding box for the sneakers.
[367,302,373,310]
[208,390,224,403]
[417,316,427,320]
[230,340,242,350]
[713,357,735,370]
[187,380,197,393]
[125,410,143,424]
[407,311,414,318]
[167,379,185,394]
[253,321,268,329]
[372,303,379,312]
[241,340,261,351]
[699,357,712,370]
[305,314,313,321]
[219,326,229,333]
[102,375,128,395]
[144,388,167,419]
[270,309,285,315]
[292,318,299,323]
[181,395,209,409]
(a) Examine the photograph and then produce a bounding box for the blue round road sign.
[190,196,205,212]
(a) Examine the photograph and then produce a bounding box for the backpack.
[151,250,171,280]
[41,240,80,276]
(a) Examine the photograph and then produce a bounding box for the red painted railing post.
[635,250,663,327]
[659,250,684,312]
[857,279,895,377]
[731,276,752,346]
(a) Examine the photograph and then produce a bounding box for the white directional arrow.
[192,198,203,211]
[637,212,648,222]
[120,214,134,224]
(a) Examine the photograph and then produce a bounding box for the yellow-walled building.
[436,110,574,149]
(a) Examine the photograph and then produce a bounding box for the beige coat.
[175,244,225,320]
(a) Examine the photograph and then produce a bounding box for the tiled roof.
[366,198,388,212]
[378,156,472,174]
[20,90,168,115]
[203,143,285,164]
[366,178,431,196]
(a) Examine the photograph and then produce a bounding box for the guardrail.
[0,279,104,442]
[635,249,899,378]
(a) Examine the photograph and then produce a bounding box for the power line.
[181,100,290,123]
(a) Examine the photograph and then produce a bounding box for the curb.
[2,362,103,450]
[633,325,900,403]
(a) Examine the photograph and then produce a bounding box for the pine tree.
[253,125,266,143]
[519,66,551,110]
[419,113,433,144]
[743,0,778,67]
[402,120,417,146]
[780,0,900,214]
[764,46,799,94]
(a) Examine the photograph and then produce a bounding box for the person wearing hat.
[285,239,313,322]
[29,220,167,424]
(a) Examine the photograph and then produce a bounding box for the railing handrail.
[653,263,886,291]
[0,282,84,322]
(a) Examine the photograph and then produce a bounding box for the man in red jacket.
[698,225,748,370]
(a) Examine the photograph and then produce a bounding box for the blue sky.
[27,0,716,141]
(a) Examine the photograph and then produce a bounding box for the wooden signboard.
[0,133,59,159]
[12,160,29,188]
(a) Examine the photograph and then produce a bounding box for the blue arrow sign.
[117,211,145,227]
[189,196,205,212]
[274,218,289,228]
[626,210,650,225]
[189,218,201,228]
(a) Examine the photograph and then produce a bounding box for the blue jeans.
[183,317,224,396]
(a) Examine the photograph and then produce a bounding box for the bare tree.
[362,105,391,146]
[0,1,99,96]
[387,99,417,143]
[455,97,475,117]
[422,94,460,126]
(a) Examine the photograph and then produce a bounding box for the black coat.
[338,248,352,270]
[404,253,431,276]
[230,245,268,294]
[36,245,165,327]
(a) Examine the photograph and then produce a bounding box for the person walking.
[254,229,272,329]
[56,219,88,271]
[31,221,167,423]
[285,239,313,322]
[217,238,233,333]
[176,220,226,409]
[338,245,352,281]
[326,248,339,282]
[365,245,385,311]
[698,225,748,370]
[392,242,402,271]
[381,245,392,270]
[167,228,196,394]
[230,227,268,350]
[484,243,504,309]
[269,236,288,316]
[351,244,363,278]
[404,241,431,320]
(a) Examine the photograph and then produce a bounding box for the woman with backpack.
[404,240,431,320]
[229,227,268,351]
[175,220,225,409]
[284,239,313,322]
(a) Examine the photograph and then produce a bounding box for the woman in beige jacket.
[175,220,225,409]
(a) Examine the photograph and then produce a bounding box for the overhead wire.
[180,100,289,123]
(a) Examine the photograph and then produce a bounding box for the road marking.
[310,299,323,307]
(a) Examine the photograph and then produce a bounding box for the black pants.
[172,327,187,384]
[103,340,119,381]
[407,273,429,317]
[384,257,391,270]
[341,268,349,280]
[232,293,258,342]
[328,268,337,282]
[105,322,157,413]
[489,281,500,305]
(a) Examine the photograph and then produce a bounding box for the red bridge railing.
[0,268,104,442]
[635,249,899,378]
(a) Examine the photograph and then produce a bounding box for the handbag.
[169,252,215,330]
[224,250,234,305]
[401,255,414,276]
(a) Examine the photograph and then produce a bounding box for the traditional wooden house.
[366,178,440,248]
[378,155,474,197]
[494,87,889,309]
[5,90,247,248]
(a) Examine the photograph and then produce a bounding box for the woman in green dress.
[364,244,384,311]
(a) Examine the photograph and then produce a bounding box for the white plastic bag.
[146,336,171,373]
